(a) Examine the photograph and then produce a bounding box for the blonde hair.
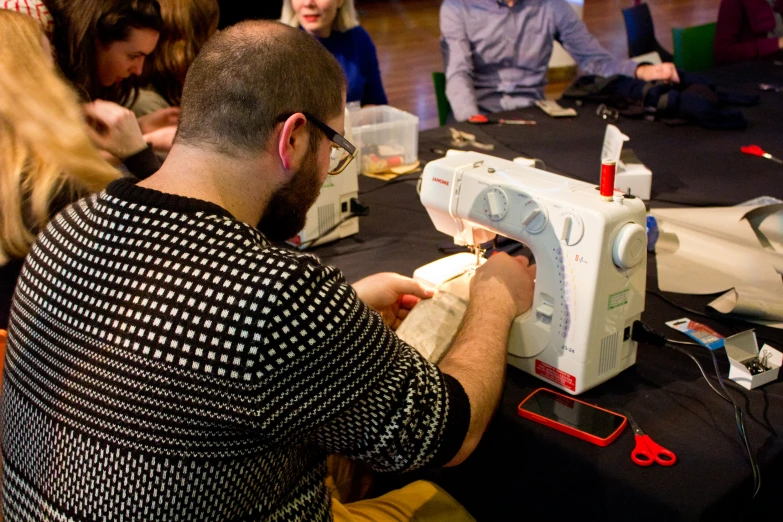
[0,10,120,260]
[280,0,360,33]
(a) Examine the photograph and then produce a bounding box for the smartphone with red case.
[517,388,627,446]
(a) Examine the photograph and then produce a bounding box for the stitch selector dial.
[520,200,548,234]
[482,187,509,221]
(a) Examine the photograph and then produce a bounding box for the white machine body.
[289,110,359,249]
[419,152,647,394]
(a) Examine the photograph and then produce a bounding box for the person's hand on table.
[83,100,147,159]
[137,107,180,134]
[352,273,434,330]
[635,63,680,84]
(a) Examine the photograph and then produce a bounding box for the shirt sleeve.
[441,0,480,121]
[120,145,161,180]
[266,261,471,473]
[714,0,780,65]
[356,28,388,106]
[553,0,639,78]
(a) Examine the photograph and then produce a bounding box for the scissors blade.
[624,411,645,436]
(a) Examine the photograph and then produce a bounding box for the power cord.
[632,321,761,499]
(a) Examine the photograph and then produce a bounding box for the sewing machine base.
[507,329,639,395]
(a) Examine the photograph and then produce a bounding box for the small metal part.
[469,245,486,268]
[596,103,619,121]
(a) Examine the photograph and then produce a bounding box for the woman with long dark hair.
[44,0,163,106]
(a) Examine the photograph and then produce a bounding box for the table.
[313,60,783,521]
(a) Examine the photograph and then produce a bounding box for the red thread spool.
[600,160,616,200]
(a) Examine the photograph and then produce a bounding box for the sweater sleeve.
[265,261,471,473]
[120,145,161,180]
[356,28,388,106]
[441,0,480,121]
[714,0,780,65]
[553,0,638,78]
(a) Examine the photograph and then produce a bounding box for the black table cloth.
[312,59,783,521]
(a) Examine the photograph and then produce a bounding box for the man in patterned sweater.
[1,21,536,521]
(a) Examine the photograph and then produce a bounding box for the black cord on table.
[296,215,358,250]
[358,174,420,195]
[665,341,760,498]
[634,322,761,500]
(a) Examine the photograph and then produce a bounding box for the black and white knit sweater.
[1,178,470,521]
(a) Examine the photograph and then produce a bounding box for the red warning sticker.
[535,359,576,392]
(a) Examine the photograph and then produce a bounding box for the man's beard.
[257,148,323,242]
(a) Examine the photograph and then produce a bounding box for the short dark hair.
[45,0,163,105]
[176,21,346,157]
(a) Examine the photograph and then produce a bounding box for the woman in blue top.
[281,0,387,106]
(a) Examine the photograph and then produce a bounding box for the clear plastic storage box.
[350,105,419,174]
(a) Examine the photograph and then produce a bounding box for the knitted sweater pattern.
[1,179,468,521]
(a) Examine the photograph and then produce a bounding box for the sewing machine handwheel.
[612,224,647,269]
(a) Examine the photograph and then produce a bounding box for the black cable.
[664,341,729,400]
[296,214,359,250]
[648,290,715,320]
[705,347,762,499]
[666,339,700,347]
[651,198,726,208]
[358,174,420,195]
[663,341,761,498]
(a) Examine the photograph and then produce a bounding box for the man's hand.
[137,107,180,134]
[470,253,537,319]
[84,100,147,159]
[352,273,434,330]
[635,63,680,84]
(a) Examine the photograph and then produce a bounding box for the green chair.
[432,72,452,126]
[671,22,716,72]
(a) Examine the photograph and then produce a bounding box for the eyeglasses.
[277,112,357,175]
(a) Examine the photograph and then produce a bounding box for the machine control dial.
[559,212,584,246]
[482,187,508,221]
[612,223,647,269]
[520,201,548,234]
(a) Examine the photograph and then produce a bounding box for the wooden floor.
[357,0,720,129]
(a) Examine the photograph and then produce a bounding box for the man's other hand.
[635,63,680,83]
[137,107,180,134]
[352,273,434,330]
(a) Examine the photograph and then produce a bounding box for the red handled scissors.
[627,412,677,467]
[741,145,783,164]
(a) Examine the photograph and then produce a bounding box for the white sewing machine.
[418,152,647,395]
[288,109,360,249]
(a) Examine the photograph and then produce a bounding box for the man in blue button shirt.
[441,0,679,121]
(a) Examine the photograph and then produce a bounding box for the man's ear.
[277,113,309,176]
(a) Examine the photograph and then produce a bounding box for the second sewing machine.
[418,152,648,394]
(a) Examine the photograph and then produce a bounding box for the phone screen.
[518,388,625,439]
